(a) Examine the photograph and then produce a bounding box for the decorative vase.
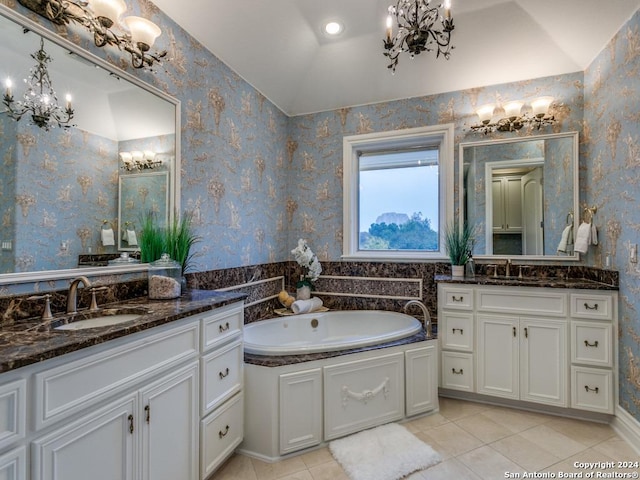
[296,285,311,300]
[451,265,465,278]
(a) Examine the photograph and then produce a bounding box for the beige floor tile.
[545,446,625,475]
[438,397,492,421]
[491,433,562,471]
[455,412,514,443]
[457,445,522,480]
[417,422,484,458]
[479,406,554,433]
[213,453,258,480]
[592,435,640,459]
[546,417,616,447]
[299,447,334,469]
[519,424,588,459]
[308,460,349,480]
[404,412,450,433]
[415,457,482,480]
[252,455,308,480]
[277,470,314,480]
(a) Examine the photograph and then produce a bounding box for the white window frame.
[342,124,454,262]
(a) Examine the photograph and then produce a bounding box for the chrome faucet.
[67,276,92,314]
[403,300,432,338]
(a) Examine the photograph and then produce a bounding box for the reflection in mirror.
[118,171,169,251]
[0,7,179,280]
[461,132,579,259]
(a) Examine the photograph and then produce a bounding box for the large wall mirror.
[460,131,579,260]
[0,6,180,284]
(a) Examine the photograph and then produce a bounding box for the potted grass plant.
[444,222,475,277]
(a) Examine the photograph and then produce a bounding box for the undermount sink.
[55,313,142,331]
[52,307,149,331]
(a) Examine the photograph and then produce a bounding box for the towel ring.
[583,205,597,223]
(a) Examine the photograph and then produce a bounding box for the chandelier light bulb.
[504,101,523,120]
[88,0,126,27]
[476,104,495,125]
[531,96,553,118]
[123,16,162,51]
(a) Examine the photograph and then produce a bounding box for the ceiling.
[152,0,640,116]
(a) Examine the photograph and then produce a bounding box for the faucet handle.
[27,294,53,321]
[486,264,498,277]
[89,286,109,312]
[518,265,531,279]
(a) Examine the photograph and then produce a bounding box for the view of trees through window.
[358,148,440,251]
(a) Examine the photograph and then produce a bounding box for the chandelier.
[470,98,557,135]
[3,37,74,131]
[119,151,162,171]
[383,0,455,73]
[17,0,166,70]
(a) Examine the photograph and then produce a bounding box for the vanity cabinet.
[0,299,245,480]
[438,283,617,416]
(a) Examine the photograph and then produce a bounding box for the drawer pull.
[584,303,599,311]
[128,414,134,434]
[219,368,230,379]
[513,326,516,337]
[452,296,464,302]
[145,405,150,423]
[219,322,230,333]
[584,340,599,348]
[452,328,464,335]
[452,368,464,375]
[218,425,230,438]
[341,377,389,406]
[584,385,599,394]
[524,327,528,339]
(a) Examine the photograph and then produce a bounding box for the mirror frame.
[458,131,579,261]
[0,4,181,285]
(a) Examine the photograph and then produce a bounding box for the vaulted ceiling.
[153,0,640,116]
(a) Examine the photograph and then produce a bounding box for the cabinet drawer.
[441,352,474,391]
[201,302,244,352]
[571,367,613,414]
[570,294,613,321]
[440,312,474,351]
[440,286,473,310]
[323,352,404,441]
[477,288,566,316]
[571,321,613,367]
[34,321,199,430]
[201,339,243,416]
[0,445,26,480]
[0,379,26,451]
[200,393,243,479]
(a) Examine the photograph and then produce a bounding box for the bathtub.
[243,310,423,355]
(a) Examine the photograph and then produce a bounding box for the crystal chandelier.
[383,0,455,73]
[3,37,74,131]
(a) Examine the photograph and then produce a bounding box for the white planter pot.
[451,265,465,277]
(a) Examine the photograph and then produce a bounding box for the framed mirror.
[0,5,180,284]
[460,131,579,260]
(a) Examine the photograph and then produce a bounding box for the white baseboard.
[613,405,640,455]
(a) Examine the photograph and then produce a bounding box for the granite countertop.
[434,274,619,290]
[0,289,246,374]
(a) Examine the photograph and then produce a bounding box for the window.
[343,124,454,261]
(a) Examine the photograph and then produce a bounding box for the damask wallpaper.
[1,0,638,422]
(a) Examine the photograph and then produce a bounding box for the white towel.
[291,297,323,314]
[101,228,115,246]
[126,229,138,246]
[557,224,573,253]
[574,222,592,254]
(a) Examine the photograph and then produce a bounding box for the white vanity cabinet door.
[405,345,438,416]
[279,369,322,454]
[520,319,567,407]
[32,394,137,480]
[141,362,199,480]
[0,379,26,451]
[0,446,26,480]
[477,314,519,399]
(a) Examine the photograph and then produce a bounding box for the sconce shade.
[123,16,162,51]
[476,104,495,125]
[88,0,126,26]
[504,101,523,120]
[531,96,553,117]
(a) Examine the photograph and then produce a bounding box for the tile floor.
[212,397,639,480]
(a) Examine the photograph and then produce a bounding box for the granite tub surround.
[0,289,245,373]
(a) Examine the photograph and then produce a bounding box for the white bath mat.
[329,423,441,480]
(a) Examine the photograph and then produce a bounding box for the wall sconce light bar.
[17,0,166,70]
[470,97,556,135]
[120,150,162,171]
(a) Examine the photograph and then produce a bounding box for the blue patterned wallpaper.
[1,0,638,423]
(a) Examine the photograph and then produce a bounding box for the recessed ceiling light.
[324,21,343,36]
